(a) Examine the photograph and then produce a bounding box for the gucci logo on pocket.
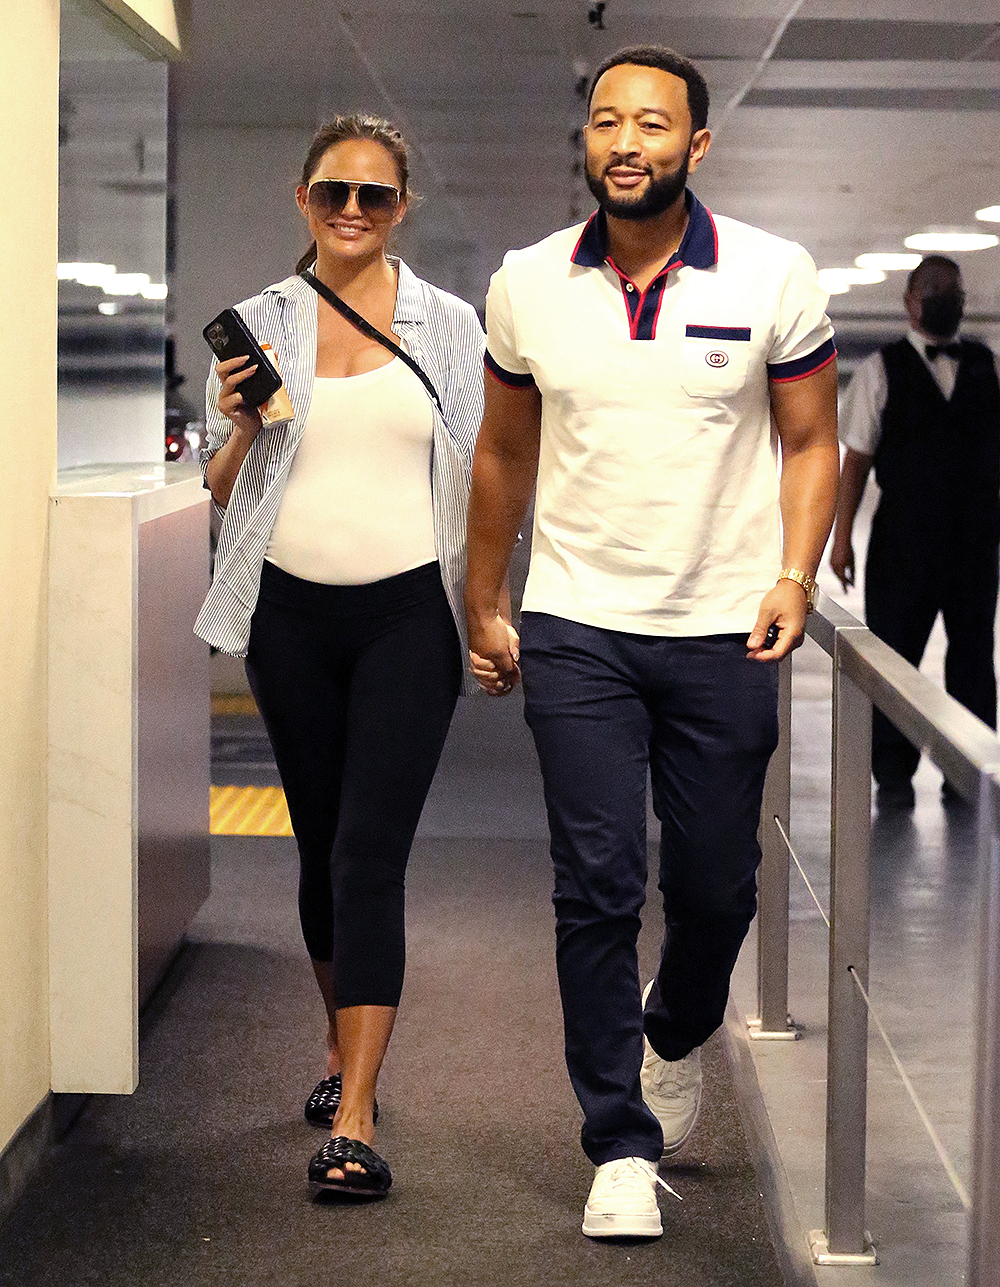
[705,350,730,368]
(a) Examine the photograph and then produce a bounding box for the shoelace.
[600,1158,683,1202]
[648,1053,699,1098]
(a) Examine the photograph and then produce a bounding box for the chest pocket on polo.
[680,325,752,398]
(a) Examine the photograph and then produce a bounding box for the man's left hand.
[746,580,809,661]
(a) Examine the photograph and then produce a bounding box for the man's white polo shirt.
[485,191,836,637]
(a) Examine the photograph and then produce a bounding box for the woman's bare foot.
[326,1103,376,1181]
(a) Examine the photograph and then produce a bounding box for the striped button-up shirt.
[195,262,485,694]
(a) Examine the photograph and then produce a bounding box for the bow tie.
[925,342,961,361]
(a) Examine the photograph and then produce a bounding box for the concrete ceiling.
[170,1,1000,357]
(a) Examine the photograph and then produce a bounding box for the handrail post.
[969,771,1000,1286]
[752,652,795,1039]
[810,633,876,1264]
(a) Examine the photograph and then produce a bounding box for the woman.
[195,115,488,1196]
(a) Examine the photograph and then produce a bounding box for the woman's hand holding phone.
[216,355,264,438]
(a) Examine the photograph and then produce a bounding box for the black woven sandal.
[304,1075,379,1128]
[308,1137,392,1196]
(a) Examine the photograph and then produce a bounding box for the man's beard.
[585,154,689,221]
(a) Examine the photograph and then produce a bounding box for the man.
[465,45,839,1238]
[830,257,1000,810]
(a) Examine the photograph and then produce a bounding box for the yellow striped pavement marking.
[210,785,293,836]
[211,694,259,717]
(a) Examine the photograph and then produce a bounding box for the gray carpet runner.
[1,695,784,1286]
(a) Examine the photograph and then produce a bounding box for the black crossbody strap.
[299,269,442,413]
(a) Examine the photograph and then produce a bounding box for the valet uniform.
[841,330,1000,788]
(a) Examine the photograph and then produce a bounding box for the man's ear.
[687,128,712,175]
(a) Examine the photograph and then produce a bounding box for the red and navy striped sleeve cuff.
[767,337,837,384]
[485,350,536,389]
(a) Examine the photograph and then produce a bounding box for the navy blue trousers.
[519,613,779,1165]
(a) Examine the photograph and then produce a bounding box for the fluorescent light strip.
[58,263,168,299]
[819,267,886,290]
[904,231,999,252]
[855,253,922,271]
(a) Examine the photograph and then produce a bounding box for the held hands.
[216,355,264,436]
[468,612,521,696]
[746,580,809,662]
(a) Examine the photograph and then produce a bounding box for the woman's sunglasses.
[307,178,401,221]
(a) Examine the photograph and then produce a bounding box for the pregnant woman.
[195,114,486,1197]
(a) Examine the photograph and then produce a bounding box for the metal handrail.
[754,590,1000,1280]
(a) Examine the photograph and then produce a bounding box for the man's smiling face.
[584,63,710,221]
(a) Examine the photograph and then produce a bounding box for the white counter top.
[53,462,205,523]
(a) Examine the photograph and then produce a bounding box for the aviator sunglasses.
[307,178,401,221]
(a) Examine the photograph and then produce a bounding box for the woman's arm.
[204,355,265,510]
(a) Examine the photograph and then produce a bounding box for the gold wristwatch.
[778,568,818,613]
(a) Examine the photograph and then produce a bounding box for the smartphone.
[203,308,282,408]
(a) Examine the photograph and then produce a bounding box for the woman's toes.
[325,1161,366,1180]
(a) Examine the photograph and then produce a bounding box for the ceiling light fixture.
[904,231,999,252]
[855,253,922,272]
[58,262,117,286]
[817,270,852,295]
[102,273,151,297]
[975,206,1000,223]
[818,267,886,290]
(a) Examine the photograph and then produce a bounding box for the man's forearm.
[465,445,536,623]
[778,437,841,574]
[831,448,872,548]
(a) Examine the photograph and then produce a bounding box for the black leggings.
[245,558,462,1008]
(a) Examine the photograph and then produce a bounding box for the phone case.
[203,308,283,408]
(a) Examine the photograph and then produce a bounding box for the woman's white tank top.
[265,357,436,585]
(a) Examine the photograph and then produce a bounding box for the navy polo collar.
[570,189,718,272]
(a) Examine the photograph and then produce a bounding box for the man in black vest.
[831,256,1000,808]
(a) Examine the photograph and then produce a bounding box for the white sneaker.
[641,981,703,1155]
[581,1156,663,1238]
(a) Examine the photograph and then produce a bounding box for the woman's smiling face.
[296,138,407,263]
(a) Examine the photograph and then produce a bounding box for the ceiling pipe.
[712,0,811,138]
[961,23,1000,62]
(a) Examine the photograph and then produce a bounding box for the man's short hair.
[906,255,961,294]
[587,45,710,134]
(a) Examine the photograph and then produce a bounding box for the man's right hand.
[829,536,855,592]
[468,612,521,696]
